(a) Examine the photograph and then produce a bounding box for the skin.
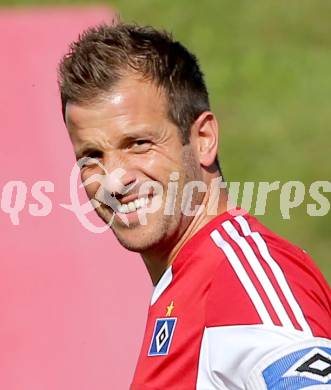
[65,75,228,285]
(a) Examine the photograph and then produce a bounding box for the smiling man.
[58,23,331,389]
[66,75,221,283]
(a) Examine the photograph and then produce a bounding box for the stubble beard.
[115,211,179,253]
[94,144,203,254]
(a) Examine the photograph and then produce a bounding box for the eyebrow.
[74,127,155,159]
[119,128,154,140]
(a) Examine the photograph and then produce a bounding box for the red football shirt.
[131,210,331,389]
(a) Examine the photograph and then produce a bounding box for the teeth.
[122,204,129,213]
[128,201,136,212]
[117,197,149,214]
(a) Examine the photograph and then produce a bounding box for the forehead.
[65,76,168,136]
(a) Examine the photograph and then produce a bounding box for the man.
[58,23,331,389]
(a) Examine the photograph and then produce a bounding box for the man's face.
[65,76,203,253]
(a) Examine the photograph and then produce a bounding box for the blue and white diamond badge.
[263,346,331,388]
[246,339,331,390]
[148,318,177,356]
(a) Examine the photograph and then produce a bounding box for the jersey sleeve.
[196,213,331,389]
[246,337,331,389]
[197,324,315,389]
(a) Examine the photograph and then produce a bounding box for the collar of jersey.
[150,207,247,305]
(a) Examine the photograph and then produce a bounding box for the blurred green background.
[2,0,330,281]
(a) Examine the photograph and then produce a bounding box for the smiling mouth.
[116,197,149,214]
[97,187,155,216]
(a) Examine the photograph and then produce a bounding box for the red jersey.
[131,210,331,389]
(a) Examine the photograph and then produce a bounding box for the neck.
[142,185,228,285]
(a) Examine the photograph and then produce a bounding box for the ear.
[190,111,219,168]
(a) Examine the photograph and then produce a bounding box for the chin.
[97,206,175,253]
[112,221,168,253]
[112,231,158,253]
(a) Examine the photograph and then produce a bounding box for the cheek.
[81,171,99,199]
[137,150,185,179]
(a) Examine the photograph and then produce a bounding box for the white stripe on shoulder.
[234,215,312,336]
[222,220,295,330]
[151,266,173,305]
[210,229,273,326]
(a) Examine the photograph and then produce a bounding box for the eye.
[77,150,103,168]
[86,150,103,159]
[131,139,152,151]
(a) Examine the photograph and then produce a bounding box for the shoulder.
[205,211,331,336]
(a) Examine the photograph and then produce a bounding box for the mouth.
[116,196,149,214]
[96,188,156,222]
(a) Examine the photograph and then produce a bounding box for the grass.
[1,0,330,281]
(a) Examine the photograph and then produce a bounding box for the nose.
[94,170,136,209]
[100,152,137,197]
[102,169,137,196]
